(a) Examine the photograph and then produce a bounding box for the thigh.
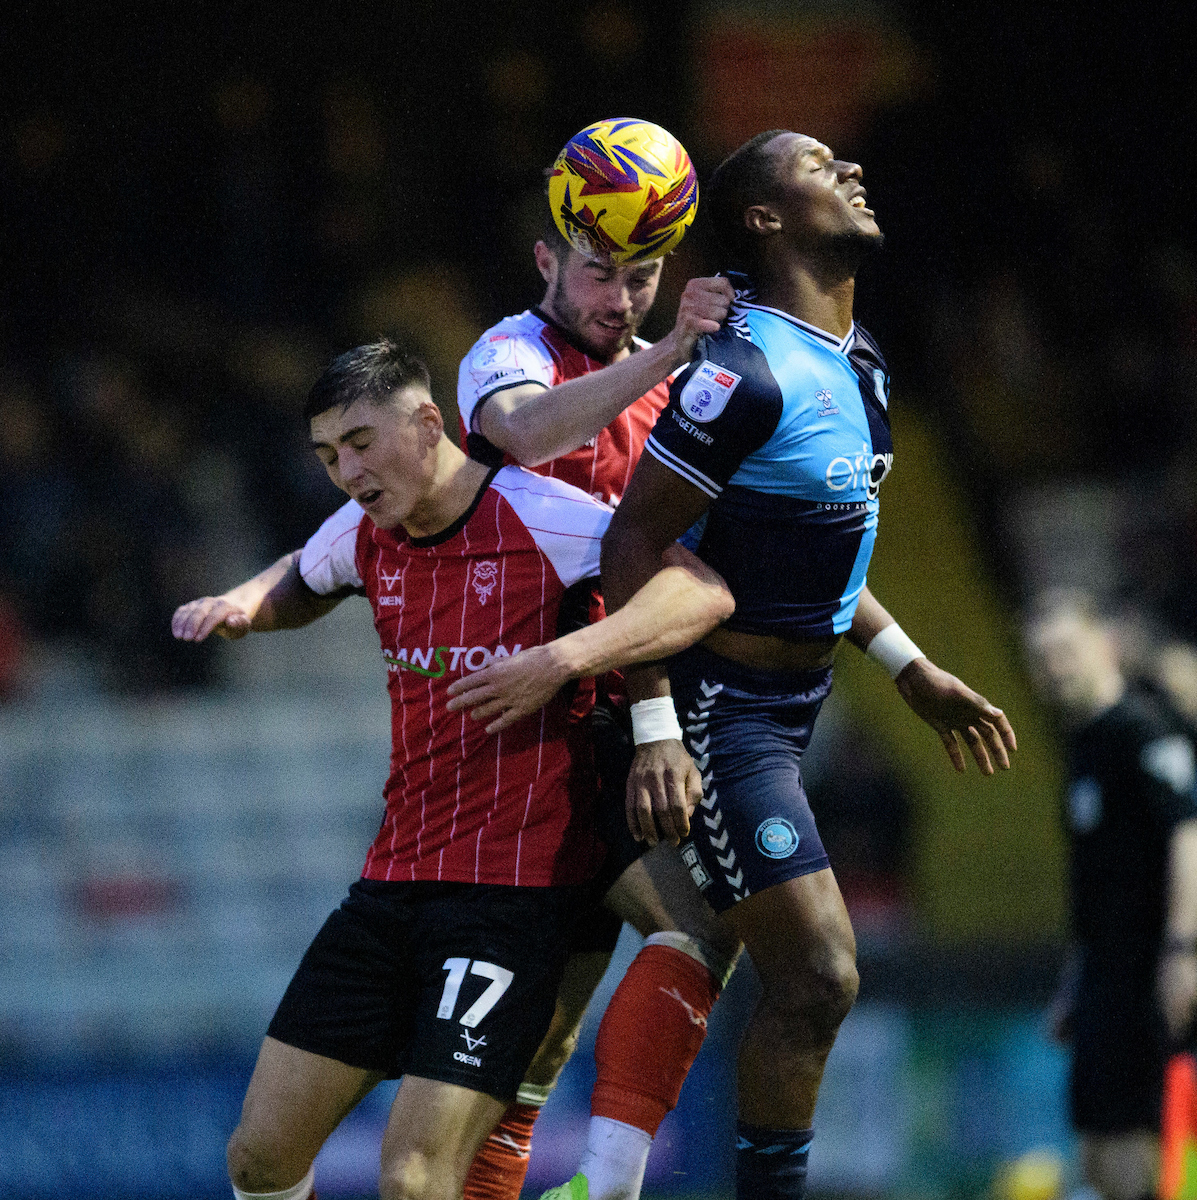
[522,950,614,1089]
[381,1074,508,1196]
[404,884,580,1102]
[722,867,856,997]
[605,843,741,970]
[237,1035,383,1169]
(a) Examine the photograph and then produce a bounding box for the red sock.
[462,1101,540,1200]
[591,943,720,1136]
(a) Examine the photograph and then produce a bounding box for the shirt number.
[437,958,515,1028]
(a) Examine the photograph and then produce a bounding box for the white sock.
[577,1115,652,1200]
[232,1166,315,1200]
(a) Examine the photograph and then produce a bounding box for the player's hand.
[895,658,1016,774]
[626,739,702,846]
[171,597,252,642]
[445,644,570,734]
[666,277,735,364]
[1159,949,1197,1042]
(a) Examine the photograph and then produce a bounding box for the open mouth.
[358,488,383,507]
[848,190,873,214]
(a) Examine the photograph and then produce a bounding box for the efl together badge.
[680,361,741,423]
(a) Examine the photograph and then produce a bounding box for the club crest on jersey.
[472,560,499,604]
[679,361,741,423]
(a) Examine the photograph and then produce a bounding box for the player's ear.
[415,395,444,442]
[744,205,782,237]
[534,240,559,285]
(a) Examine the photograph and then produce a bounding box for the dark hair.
[303,339,431,421]
[703,129,790,270]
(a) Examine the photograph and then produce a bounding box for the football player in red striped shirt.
[454,211,742,1200]
[171,342,733,1200]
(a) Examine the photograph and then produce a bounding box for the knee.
[380,1148,458,1200]
[768,950,859,1046]
[227,1122,306,1194]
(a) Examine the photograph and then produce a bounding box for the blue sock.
[735,1122,813,1200]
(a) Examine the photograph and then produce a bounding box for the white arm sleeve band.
[866,622,924,679]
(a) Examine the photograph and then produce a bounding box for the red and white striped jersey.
[457,308,670,507]
[299,465,612,887]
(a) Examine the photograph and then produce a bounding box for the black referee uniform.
[1065,688,1197,1132]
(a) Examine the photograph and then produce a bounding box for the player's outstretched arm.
[445,543,733,734]
[478,277,734,467]
[847,585,1017,774]
[1159,818,1197,1040]
[171,551,346,643]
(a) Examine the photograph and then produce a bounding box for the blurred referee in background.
[1025,591,1197,1200]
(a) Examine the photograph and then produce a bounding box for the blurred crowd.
[1,1,1194,696]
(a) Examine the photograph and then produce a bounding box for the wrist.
[867,623,924,680]
[631,696,683,745]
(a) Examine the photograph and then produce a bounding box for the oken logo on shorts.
[756,817,800,860]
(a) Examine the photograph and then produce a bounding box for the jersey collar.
[739,301,856,355]
[724,271,856,354]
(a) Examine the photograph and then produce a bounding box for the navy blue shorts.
[670,645,833,913]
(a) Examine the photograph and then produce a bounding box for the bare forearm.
[228,553,341,631]
[551,564,732,683]
[847,584,897,652]
[1166,821,1197,943]
[601,512,685,701]
[486,340,683,466]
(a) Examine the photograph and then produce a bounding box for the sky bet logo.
[679,361,742,423]
[824,442,892,501]
[382,644,521,679]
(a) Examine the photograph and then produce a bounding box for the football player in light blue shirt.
[599,130,1018,1200]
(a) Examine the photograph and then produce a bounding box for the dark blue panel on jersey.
[647,331,784,497]
[698,485,867,640]
[847,325,893,460]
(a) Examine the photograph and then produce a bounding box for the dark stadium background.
[1,2,1193,1197]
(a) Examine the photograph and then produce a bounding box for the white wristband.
[866,623,924,679]
[630,696,683,745]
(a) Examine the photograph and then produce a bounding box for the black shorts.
[1071,982,1167,1133]
[267,879,581,1101]
[566,697,643,956]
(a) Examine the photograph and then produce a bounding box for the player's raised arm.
[171,551,348,643]
[445,541,733,733]
[847,584,1016,774]
[476,275,733,467]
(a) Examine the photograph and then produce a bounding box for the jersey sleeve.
[642,328,783,499]
[490,466,611,588]
[458,328,556,434]
[1138,731,1197,830]
[299,500,365,594]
